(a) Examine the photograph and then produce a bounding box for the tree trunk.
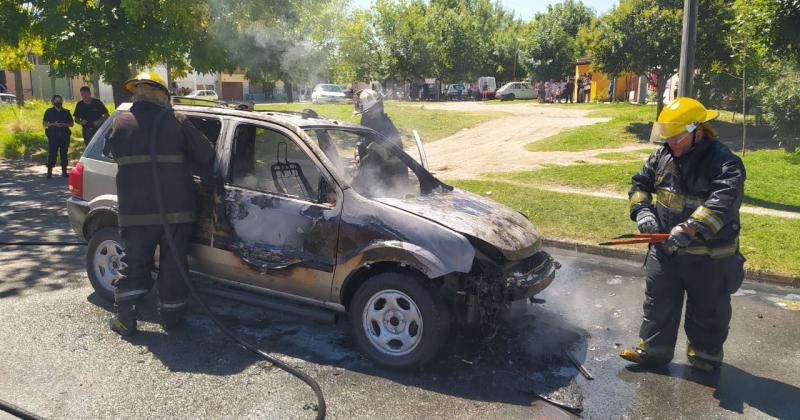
[111,80,131,107]
[13,69,24,106]
[285,81,294,103]
[655,77,667,120]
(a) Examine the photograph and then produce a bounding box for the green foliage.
[371,0,432,82]
[760,64,800,139]
[520,0,594,81]
[331,9,383,84]
[741,0,800,62]
[0,100,88,161]
[582,0,681,117]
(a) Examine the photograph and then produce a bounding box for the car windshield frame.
[301,125,450,197]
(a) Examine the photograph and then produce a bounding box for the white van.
[477,76,497,98]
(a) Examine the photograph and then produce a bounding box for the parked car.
[184,90,219,100]
[445,84,467,101]
[496,82,537,101]
[0,93,16,106]
[67,102,558,369]
[311,84,347,103]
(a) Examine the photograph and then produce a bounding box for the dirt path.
[417,102,624,179]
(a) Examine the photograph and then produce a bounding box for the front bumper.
[467,250,560,306]
[66,196,90,241]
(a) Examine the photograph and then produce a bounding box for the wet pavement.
[1,159,799,419]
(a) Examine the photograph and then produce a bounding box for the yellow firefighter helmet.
[124,71,169,94]
[652,97,719,142]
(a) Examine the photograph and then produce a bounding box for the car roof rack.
[171,96,253,110]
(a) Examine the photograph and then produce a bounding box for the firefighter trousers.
[638,246,744,362]
[115,223,194,316]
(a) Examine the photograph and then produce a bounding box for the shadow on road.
[624,362,800,418]
[92,289,589,412]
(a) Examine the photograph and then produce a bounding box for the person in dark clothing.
[564,79,574,104]
[73,86,109,146]
[42,95,74,178]
[353,88,408,194]
[105,71,215,336]
[620,97,746,373]
[354,88,402,148]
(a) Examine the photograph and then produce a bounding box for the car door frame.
[202,116,345,306]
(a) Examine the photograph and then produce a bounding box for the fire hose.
[149,107,326,419]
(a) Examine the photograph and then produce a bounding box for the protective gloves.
[635,209,660,233]
[664,223,697,252]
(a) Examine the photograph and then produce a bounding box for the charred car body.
[67,100,558,368]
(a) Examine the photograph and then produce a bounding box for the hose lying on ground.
[0,398,44,420]
[0,241,87,246]
[149,108,326,419]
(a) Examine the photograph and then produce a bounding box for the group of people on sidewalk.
[41,86,108,178]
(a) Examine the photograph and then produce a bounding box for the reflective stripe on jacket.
[629,139,746,255]
[106,101,215,227]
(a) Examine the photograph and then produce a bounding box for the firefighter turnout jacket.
[106,101,215,226]
[629,139,746,257]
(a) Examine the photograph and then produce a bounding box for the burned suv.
[66,101,558,368]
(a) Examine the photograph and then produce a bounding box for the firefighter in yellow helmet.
[621,97,746,372]
[105,71,215,335]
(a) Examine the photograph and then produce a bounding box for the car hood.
[376,188,542,261]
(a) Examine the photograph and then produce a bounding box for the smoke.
[206,1,331,87]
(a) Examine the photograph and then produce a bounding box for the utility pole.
[677,0,698,97]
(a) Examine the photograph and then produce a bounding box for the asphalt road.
[1,159,799,419]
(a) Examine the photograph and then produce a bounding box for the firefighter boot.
[109,301,138,336]
[687,344,723,372]
[620,340,673,368]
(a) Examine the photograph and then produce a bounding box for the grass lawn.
[526,103,654,152]
[526,102,758,153]
[486,149,800,210]
[0,100,99,162]
[450,179,800,276]
[255,101,506,142]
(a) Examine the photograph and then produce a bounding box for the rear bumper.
[67,196,90,241]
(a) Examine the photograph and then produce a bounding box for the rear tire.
[349,272,450,369]
[85,227,124,301]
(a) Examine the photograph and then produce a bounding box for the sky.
[351,0,618,20]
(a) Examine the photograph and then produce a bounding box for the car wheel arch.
[340,261,442,312]
[83,207,119,239]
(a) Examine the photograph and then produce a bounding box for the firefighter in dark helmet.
[620,97,746,372]
[105,71,215,335]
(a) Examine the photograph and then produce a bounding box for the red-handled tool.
[599,233,670,246]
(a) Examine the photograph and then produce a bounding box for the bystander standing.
[73,86,109,146]
[42,95,74,178]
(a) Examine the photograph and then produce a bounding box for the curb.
[543,238,800,288]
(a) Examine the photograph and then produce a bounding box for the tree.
[331,9,384,84]
[582,0,682,117]
[519,0,594,82]
[0,2,38,105]
[372,0,432,83]
[520,19,576,81]
[26,0,212,106]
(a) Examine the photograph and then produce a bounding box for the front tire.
[85,227,124,301]
[349,272,450,369]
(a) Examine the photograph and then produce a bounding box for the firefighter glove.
[636,209,660,234]
[665,223,695,251]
